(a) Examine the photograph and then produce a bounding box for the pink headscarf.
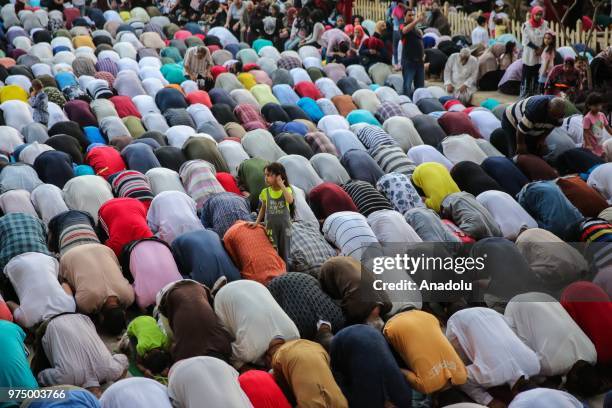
[529,6,544,28]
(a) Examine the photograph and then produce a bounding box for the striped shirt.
[341,180,393,217]
[107,170,154,207]
[322,211,381,262]
[369,145,417,177]
[179,160,225,210]
[48,210,100,255]
[305,131,339,157]
[354,125,398,151]
[288,220,337,276]
[183,46,213,78]
[504,95,562,138]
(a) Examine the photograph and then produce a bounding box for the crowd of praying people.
[1,0,612,406]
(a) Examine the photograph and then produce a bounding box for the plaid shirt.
[288,220,337,277]
[376,101,407,122]
[277,56,302,71]
[200,192,253,238]
[0,213,52,270]
[234,104,267,129]
[305,131,339,157]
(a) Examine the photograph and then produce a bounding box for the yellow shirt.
[272,340,348,408]
[495,25,507,38]
[237,73,257,90]
[411,162,460,213]
[0,85,28,103]
[259,186,293,207]
[383,310,467,394]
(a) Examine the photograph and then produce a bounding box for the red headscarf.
[561,281,612,364]
[529,6,544,28]
[239,370,291,408]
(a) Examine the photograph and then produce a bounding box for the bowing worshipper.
[500,95,566,157]
[475,191,537,240]
[340,149,385,186]
[224,220,286,283]
[182,137,231,173]
[107,170,155,211]
[265,337,348,408]
[48,210,100,256]
[59,243,135,335]
[31,184,69,226]
[4,253,75,329]
[480,157,529,197]
[179,159,226,210]
[168,356,253,408]
[0,212,51,272]
[374,174,422,213]
[341,180,393,217]
[308,182,358,221]
[309,153,350,185]
[319,256,392,327]
[200,192,253,237]
[123,316,171,378]
[155,147,188,173]
[440,192,502,240]
[33,150,74,189]
[0,320,38,400]
[120,239,182,311]
[412,162,460,213]
[404,207,461,243]
[120,143,161,174]
[517,181,584,241]
[477,43,512,91]
[560,281,612,365]
[238,370,292,408]
[45,135,84,165]
[446,307,541,407]
[504,292,599,395]
[98,198,154,257]
[100,378,172,408]
[555,148,605,176]
[0,190,37,217]
[156,280,232,363]
[443,48,478,105]
[450,162,502,197]
[508,388,584,408]
[146,168,187,196]
[384,310,467,395]
[407,145,453,170]
[35,314,128,398]
[62,175,114,223]
[171,230,241,288]
[21,386,102,407]
[214,280,300,368]
[267,272,344,343]
[288,220,338,277]
[330,325,412,408]
[146,191,204,245]
[322,211,381,263]
[85,146,127,180]
[469,238,541,309]
[367,209,422,244]
[556,175,609,218]
[588,162,612,202]
[0,163,43,192]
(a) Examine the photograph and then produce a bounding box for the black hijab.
[451,161,502,196]
[45,134,84,164]
[154,146,187,172]
[33,150,74,188]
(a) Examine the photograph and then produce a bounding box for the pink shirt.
[130,240,182,309]
[583,111,609,156]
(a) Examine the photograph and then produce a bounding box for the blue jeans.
[402,60,425,97]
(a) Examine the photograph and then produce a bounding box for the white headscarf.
[100,377,172,408]
[168,356,253,408]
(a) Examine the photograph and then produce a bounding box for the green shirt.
[259,186,293,208]
[127,316,169,356]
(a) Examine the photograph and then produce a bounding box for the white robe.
[100,378,172,408]
[31,184,69,225]
[508,388,582,408]
[446,307,540,406]
[504,292,597,377]
[443,54,479,105]
[62,175,113,224]
[146,191,204,245]
[476,190,537,241]
[214,280,300,366]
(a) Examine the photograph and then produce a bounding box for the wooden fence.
[352,0,611,52]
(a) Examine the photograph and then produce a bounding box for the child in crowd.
[538,31,556,93]
[122,315,170,378]
[583,92,612,157]
[494,17,507,37]
[248,162,294,263]
[29,79,48,126]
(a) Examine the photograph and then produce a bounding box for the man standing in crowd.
[471,15,489,46]
[401,8,425,97]
[183,45,214,90]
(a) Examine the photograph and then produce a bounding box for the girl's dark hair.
[585,92,605,108]
[31,79,43,90]
[264,162,290,185]
[505,41,515,55]
[544,33,555,53]
[143,348,171,375]
[264,162,295,218]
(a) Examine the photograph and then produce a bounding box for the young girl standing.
[249,162,294,263]
[583,92,612,157]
